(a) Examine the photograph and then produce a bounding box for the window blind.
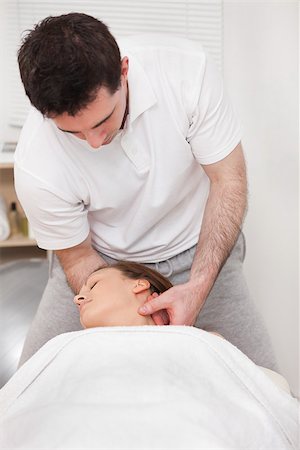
[5,0,223,128]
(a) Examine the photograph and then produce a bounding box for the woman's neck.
[132,313,155,326]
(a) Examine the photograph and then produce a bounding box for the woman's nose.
[73,294,86,305]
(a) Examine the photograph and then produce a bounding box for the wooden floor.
[0,258,49,388]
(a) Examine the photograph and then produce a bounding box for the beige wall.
[223,1,299,397]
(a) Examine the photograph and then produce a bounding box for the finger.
[151,311,165,325]
[146,292,159,303]
[153,309,169,325]
[152,309,169,325]
[138,295,167,316]
[161,309,170,325]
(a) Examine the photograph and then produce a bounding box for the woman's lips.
[78,300,92,312]
[103,136,113,145]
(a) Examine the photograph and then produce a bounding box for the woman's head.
[74,261,173,329]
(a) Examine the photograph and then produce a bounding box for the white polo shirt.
[14,34,241,262]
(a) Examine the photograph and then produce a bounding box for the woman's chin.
[80,318,87,329]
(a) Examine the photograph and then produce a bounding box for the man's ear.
[132,279,151,294]
[121,56,129,79]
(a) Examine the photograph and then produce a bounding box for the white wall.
[0,0,298,396]
[0,0,6,146]
[0,1,20,145]
[223,1,299,397]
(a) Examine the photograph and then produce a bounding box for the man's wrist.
[186,271,216,306]
[61,253,108,294]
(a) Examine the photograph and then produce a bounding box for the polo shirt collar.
[125,53,157,124]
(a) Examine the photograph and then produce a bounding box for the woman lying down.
[0,262,298,450]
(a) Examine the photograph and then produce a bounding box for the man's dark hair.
[18,13,122,117]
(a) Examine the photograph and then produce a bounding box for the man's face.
[53,57,129,149]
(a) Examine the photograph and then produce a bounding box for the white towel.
[0,196,10,241]
[0,326,298,449]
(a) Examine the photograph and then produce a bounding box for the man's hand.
[138,282,206,326]
[145,293,169,325]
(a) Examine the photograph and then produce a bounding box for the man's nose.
[85,130,107,149]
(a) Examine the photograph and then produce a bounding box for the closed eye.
[58,108,115,134]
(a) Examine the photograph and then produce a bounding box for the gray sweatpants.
[19,233,278,370]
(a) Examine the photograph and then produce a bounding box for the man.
[16,13,277,369]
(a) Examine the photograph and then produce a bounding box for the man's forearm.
[138,145,247,326]
[190,174,247,300]
[64,251,107,294]
[138,175,247,327]
[55,237,108,294]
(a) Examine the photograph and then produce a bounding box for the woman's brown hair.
[110,261,173,294]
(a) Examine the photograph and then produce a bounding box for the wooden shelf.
[0,154,45,262]
[0,162,14,169]
[0,235,37,248]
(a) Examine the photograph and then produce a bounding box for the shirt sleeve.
[186,53,242,165]
[14,164,90,250]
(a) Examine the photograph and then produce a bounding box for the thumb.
[138,293,165,316]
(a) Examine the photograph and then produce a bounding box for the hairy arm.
[189,142,248,303]
[55,233,108,294]
[139,142,247,325]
